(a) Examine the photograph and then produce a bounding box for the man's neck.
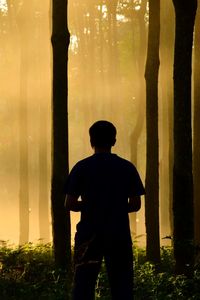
[94,147,112,154]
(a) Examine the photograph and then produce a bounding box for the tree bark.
[145,0,161,264]
[172,0,197,276]
[51,0,71,269]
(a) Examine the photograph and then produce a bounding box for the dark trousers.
[72,234,134,300]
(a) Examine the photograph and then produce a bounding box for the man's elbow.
[129,203,141,212]
[133,201,141,211]
[128,196,141,212]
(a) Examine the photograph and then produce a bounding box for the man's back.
[66,152,144,238]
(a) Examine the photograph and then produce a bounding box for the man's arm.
[128,196,141,213]
[64,194,84,212]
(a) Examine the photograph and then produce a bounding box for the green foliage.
[0,243,70,300]
[0,243,200,300]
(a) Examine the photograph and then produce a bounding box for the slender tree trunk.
[159,0,174,242]
[19,44,29,245]
[193,1,200,257]
[145,0,161,264]
[172,0,197,276]
[51,0,71,269]
[17,3,30,245]
[130,0,147,236]
[39,103,50,243]
[36,0,50,244]
[131,0,147,165]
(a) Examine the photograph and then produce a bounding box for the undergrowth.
[0,242,200,299]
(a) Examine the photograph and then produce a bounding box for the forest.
[0,0,200,298]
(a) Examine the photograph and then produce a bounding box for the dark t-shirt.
[65,153,145,242]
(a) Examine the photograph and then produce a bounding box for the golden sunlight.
[0,0,7,13]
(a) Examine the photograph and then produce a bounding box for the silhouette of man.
[65,120,145,300]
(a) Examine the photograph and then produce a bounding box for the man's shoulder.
[73,155,94,168]
[114,154,136,169]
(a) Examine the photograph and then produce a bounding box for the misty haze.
[0,0,180,248]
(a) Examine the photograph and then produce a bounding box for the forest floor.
[0,243,200,300]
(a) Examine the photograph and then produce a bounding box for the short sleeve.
[128,164,145,197]
[64,163,82,197]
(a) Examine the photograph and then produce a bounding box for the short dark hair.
[89,120,116,148]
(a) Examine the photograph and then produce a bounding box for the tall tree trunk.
[145,0,161,264]
[172,0,197,276]
[159,0,174,242]
[17,3,30,245]
[130,0,147,237]
[51,0,71,269]
[37,0,50,244]
[193,1,200,257]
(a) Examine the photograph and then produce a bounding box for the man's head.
[89,120,116,150]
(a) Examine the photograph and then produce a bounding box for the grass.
[0,242,200,299]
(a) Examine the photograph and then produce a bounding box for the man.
[65,120,145,300]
